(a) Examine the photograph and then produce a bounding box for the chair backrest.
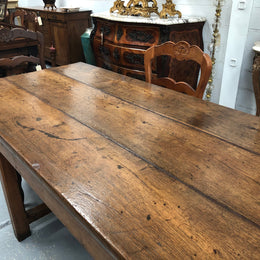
[144,41,212,99]
[0,27,46,75]
[10,9,39,32]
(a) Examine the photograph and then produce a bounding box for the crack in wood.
[16,121,88,141]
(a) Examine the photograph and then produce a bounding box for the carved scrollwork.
[110,0,159,17]
[0,28,14,42]
[159,0,182,19]
[174,42,190,56]
[110,0,126,15]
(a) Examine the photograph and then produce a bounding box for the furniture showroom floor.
[0,175,93,260]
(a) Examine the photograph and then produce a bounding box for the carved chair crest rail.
[144,41,212,99]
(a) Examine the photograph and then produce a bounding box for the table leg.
[0,153,31,241]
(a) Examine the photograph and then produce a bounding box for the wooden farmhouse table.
[0,62,259,259]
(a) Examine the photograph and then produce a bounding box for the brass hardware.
[159,0,182,19]
[101,30,104,45]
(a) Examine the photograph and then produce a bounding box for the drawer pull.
[101,31,104,45]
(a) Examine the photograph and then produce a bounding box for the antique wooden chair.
[10,9,39,32]
[0,27,46,76]
[144,41,212,99]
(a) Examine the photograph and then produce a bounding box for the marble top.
[253,41,260,53]
[91,12,206,25]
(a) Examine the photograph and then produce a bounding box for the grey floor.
[0,175,93,260]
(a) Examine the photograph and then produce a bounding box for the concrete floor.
[0,176,93,260]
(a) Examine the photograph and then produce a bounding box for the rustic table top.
[0,62,259,259]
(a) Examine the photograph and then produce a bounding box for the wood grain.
[52,63,260,154]
[1,65,260,259]
[6,67,260,226]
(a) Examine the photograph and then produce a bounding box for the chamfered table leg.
[0,153,31,241]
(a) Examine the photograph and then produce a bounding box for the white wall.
[17,0,259,115]
[170,0,232,104]
[18,0,42,7]
[235,0,260,115]
[18,0,112,11]
[219,0,254,110]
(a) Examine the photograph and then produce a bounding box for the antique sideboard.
[91,12,206,89]
[17,7,92,65]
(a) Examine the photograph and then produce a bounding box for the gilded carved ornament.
[160,0,182,18]
[110,0,182,19]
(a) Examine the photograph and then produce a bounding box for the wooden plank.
[51,62,260,155]
[0,80,120,259]
[0,139,118,260]
[6,69,260,227]
[0,77,259,258]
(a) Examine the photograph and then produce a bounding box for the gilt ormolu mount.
[110,0,182,18]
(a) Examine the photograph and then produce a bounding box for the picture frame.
[0,0,7,21]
